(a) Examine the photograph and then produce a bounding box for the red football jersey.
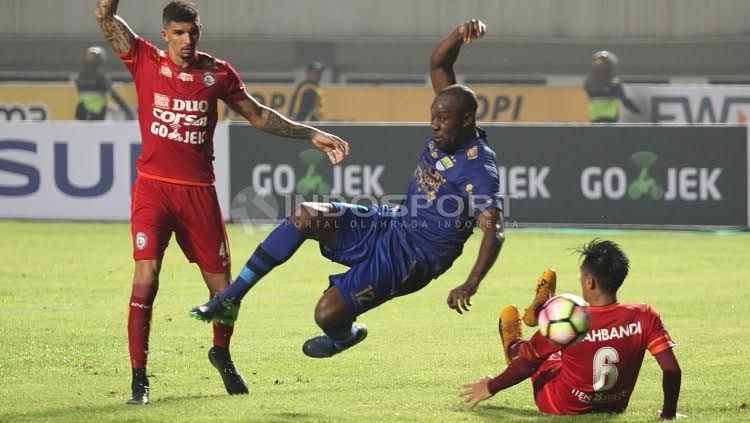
[523,303,675,414]
[120,36,246,185]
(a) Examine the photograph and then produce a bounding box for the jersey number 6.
[593,347,620,392]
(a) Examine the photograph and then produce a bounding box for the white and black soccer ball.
[538,294,591,347]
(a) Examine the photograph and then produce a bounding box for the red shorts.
[131,176,230,273]
[531,353,564,415]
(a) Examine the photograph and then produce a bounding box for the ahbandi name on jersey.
[582,322,642,343]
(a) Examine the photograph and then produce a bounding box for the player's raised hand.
[311,130,350,165]
[459,376,493,410]
[458,19,486,45]
[447,280,479,314]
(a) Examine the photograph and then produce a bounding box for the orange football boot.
[498,304,522,365]
[522,269,557,327]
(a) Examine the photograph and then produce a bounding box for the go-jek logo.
[295,149,331,196]
[233,149,385,223]
[581,151,722,201]
[251,149,384,197]
[626,151,665,200]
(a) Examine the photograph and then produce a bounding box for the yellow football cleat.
[499,304,522,365]
[522,269,557,327]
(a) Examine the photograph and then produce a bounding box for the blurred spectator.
[288,61,324,121]
[584,51,640,123]
[74,46,134,120]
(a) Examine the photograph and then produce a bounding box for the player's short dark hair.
[163,1,199,25]
[440,84,478,117]
[577,239,629,295]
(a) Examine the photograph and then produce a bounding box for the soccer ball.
[538,294,591,347]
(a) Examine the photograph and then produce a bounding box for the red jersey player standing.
[460,239,684,419]
[94,0,349,405]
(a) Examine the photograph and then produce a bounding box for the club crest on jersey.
[436,156,454,171]
[178,72,193,82]
[135,232,148,250]
[203,72,216,87]
[160,65,173,78]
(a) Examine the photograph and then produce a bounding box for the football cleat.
[208,346,249,395]
[189,297,239,326]
[302,323,368,358]
[126,368,150,405]
[522,268,557,327]
[499,304,522,365]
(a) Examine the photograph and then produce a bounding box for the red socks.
[213,322,234,348]
[128,283,235,369]
[128,283,157,369]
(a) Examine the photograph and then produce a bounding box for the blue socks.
[221,218,306,303]
[219,267,260,304]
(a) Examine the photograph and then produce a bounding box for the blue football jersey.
[394,128,502,277]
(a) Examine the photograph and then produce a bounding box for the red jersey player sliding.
[460,239,684,419]
[94,0,349,405]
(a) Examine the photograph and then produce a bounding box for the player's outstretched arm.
[94,0,136,54]
[654,348,683,419]
[228,94,349,165]
[460,356,538,410]
[430,19,486,95]
[447,208,504,314]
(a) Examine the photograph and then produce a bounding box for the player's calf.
[522,269,557,327]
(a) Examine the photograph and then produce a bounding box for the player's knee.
[288,203,311,233]
[133,260,160,285]
[314,291,352,332]
[289,202,327,237]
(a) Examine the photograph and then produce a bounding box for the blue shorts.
[320,203,432,317]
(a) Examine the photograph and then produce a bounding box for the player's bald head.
[437,84,478,117]
[430,84,479,151]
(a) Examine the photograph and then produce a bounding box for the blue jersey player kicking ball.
[190,19,504,359]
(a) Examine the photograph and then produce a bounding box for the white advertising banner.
[620,84,750,124]
[0,122,230,220]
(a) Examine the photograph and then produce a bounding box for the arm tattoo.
[262,111,314,139]
[95,0,135,54]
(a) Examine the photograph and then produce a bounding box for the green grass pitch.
[0,220,748,422]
